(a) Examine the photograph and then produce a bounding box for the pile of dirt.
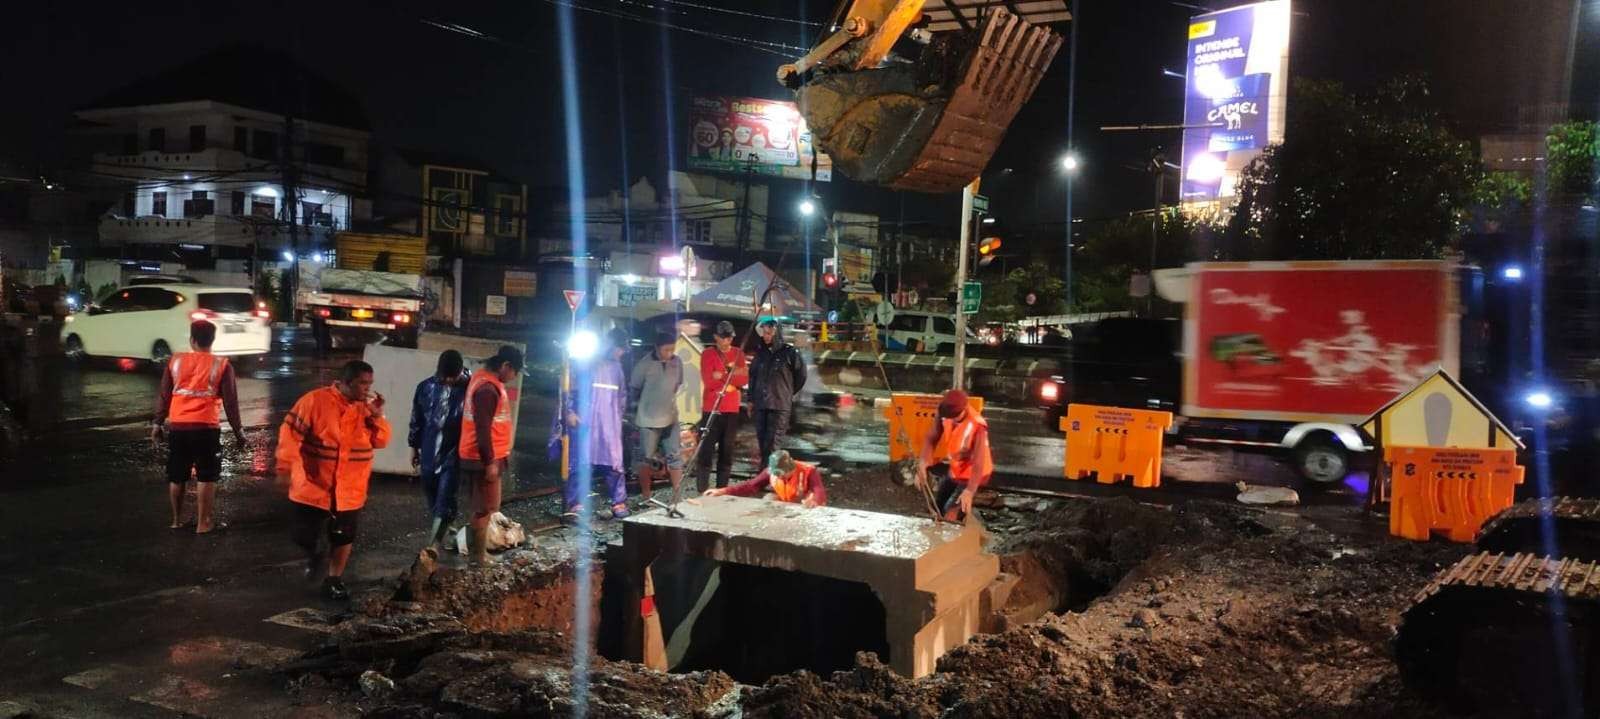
[283,624,735,718]
[740,500,1472,718]
[390,542,602,635]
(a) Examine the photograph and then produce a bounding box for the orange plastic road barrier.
[885,393,985,462]
[1385,445,1524,542]
[1059,404,1174,488]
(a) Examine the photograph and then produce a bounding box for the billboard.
[1182,261,1457,424]
[1179,1,1292,204]
[687,96,832,182]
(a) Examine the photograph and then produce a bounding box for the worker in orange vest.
[916,389,993,521]
[276,360,391,601]
[153,320,244,534]
[459,346,523,567]
[703,450,826,507]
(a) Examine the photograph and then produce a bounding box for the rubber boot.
[425,518,446,557]
[468,525,493,568]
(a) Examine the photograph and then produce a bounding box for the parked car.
[880,310,981,353]
[62,284,271,362]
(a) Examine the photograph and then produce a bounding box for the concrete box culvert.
[616,496,998,679]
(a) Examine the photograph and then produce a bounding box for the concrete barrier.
[621,496,998,678]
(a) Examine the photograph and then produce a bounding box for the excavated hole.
[599,556,890,684]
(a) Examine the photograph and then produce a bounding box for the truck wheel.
[1294,435,1349,485]
[64,334,85,363]
[392,329,419,349]
[311,319,331,354]
[151,340,173,365]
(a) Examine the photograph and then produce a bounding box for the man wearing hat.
[563,329,630,522]
[703,450,826,508]
[695,320,748,492]
[459,345,523,566]
[748,317,806,464]
[917,389,993,521]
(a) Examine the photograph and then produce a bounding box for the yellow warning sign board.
[1360,369,1523,451]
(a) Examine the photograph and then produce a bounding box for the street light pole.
[1064,0,1080,310]
[953,179,978,389]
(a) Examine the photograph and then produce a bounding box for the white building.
[541,172,770,258]
[76,100,370,252]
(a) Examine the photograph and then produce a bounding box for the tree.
[1223,78,1482,260]
[1544,120,1600,197]
[974,261,1068,325]
[1068,212,1222,313]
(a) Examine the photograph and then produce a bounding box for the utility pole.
[281,115,300,308]
[952,179,978,389]
[735,159,753,265]
[1064,0,1080,310]
[1148,149,1166,314]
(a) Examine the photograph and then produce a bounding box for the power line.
[527,0,808,56]
[620,0,823,27]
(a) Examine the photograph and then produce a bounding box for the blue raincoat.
[409,374,467,521]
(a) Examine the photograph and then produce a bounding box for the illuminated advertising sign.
[687,96,832,182]
[1179,1,1291,204]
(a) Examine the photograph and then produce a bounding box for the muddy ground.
[271,470,1472,718]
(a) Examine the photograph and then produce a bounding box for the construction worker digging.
[916,389,993,522]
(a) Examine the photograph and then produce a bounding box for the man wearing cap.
[459,345,523,567]
[409,349,467,554]
[695,320,748,492]
[703,449,826,507]
[630,332,685,501]
[563,329,630,522]
[917,389,993,522]
[153,319,245,534]
[748,318,806,464]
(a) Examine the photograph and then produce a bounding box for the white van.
[62,284,271,362]
[881,310,980,353]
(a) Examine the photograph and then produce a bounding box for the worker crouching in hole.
[702,450,826,508]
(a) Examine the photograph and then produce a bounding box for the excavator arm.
[780,1,1064,194]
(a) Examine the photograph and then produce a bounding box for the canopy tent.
[690,262,820,320]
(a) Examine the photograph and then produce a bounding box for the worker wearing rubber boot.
[408,350,467,555]
[704,449,826,508]
[276,360,391,601]
[562,329,630,524]
[459,346,522,567]
[630,332,684,503]
[917,389,993,522]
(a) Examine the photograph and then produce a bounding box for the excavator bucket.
[796,7,1062,194]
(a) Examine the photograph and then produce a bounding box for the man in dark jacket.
[409,350,467,554]
[748,318,806,463]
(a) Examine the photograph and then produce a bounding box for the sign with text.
[687,96,833,182]
[960,281,982,314]
[1185,261,1454,424]
[1179,0,1292,204]
[485,295,507,316]
[503,270,537,297]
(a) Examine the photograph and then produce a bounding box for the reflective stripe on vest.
[169,352,224,425]
[943,413,988,481]
[459,369,513,461]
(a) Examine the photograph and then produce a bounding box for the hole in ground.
[597,555,889,684]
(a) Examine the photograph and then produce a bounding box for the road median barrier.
[1060,403,1173,488]
[1384,446,1524,542]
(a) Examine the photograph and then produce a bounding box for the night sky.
[4,0,1585,240]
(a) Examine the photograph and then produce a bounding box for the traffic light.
[821,257,839,289]
[977,236,1001,267]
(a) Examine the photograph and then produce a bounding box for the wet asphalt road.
[0,328,1359,716]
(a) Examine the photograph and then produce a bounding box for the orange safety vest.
[943,412,993,483]
[459,368,512,462]
[769,461,814,503]
[276,386,391,512]
[168,351,226,426]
